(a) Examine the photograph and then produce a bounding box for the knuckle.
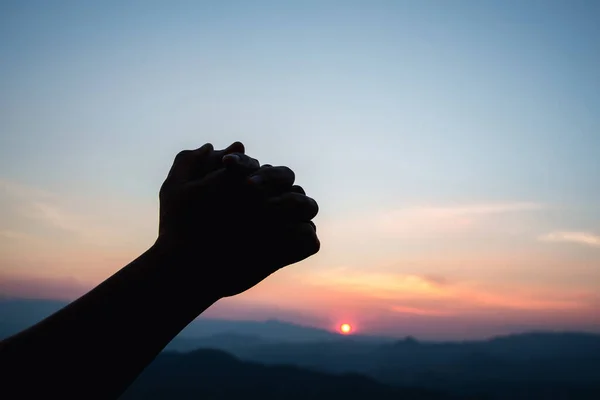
[278,166,295,182]
[193,143,214,154]
[225,141,244,153]
[283,166,295,177]
[174,149,193,163]
[238,154,257,167]
[249,157,260,168]
[304,199,319,219]
[195,143,215,158]
[292,185,306,195]
[310,197,319,214]
[313,237,321,253]
[290,193,304,207]
[200,143,214,151]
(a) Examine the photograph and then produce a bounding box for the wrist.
[148,238,223,305]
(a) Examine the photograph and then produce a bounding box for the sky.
[1,0,599,340]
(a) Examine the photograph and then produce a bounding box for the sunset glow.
[1,1,599,341]
[340,324,352,334]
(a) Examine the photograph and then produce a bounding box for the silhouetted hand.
[156,142,320,298]
[0,140,320,400]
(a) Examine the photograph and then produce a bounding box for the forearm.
[0,243,218,399]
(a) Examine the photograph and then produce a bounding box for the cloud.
[300,269,453,303]
[376,202,544,231]
[390,305,453,317]
[315,272,451,299]
[398,202,544,218]
[0,230,32,240]
[22,201,93,235]
[0,178,156,248]
[320,202,545,242]
[0,273,90,300]
[538,231,600,248]
[0,183,110,243]
[0,179,56,200]
[299,269,589,316]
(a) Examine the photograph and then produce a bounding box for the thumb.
[222,153,260,175]
[187,153,259,194]
[184,165,253,198]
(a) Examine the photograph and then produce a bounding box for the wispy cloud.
[375,202,544,234]
[320,202,545,242]
[0,273,90,300]
[0,180,103,241]
[0,230,32,240]
[312,271,451,299]
[539,231,600,248]
[398,202,544,218]
[300,269,588,315]
[22,201,93,235]
[390,305,453,317]
[0,178,156,248]
[0,179,56,200]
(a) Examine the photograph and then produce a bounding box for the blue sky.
[1,0,599,338]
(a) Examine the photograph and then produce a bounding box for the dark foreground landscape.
[2,299,599,399]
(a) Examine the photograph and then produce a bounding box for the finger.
[211,141,246,162]
[196,141,247,179]
[222,152,260,174]
[223,141,245,155]
[247,166,295,196]
[269,222,321,268]
[290,185,306,195]
[165,143,214,183]
[264,193,319,222]
[183,166,258,201]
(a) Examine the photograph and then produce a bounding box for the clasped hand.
[156,141,320,297]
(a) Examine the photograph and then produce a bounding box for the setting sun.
[340,323,352,334]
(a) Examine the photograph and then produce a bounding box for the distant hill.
[3,298,600,398]
[177,317,343,342]
[193,333,600,399]
[0,298,66,339]
[0,298,388,343]
[168,332,270,352]
[120,348,448,400]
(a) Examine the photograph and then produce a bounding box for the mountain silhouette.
[120,348,448,400]
[3,298,600,399]
[0,298,389,343]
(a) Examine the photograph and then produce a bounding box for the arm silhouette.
[0,142,320,400]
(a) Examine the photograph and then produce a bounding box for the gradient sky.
[1,0,599,339]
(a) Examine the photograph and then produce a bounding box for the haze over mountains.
[120,349,447,400]
[2,298,600,399]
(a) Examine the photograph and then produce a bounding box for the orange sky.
[1,1,600,340]
[1,178,598,339]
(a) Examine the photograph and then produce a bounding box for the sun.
[340,323,352,334]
